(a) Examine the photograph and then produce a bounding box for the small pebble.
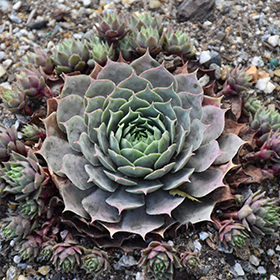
[270,275,279,280]
[205,51,222,67]
[193,240,202,252]
[258,266,267,274]
[199,50,211,64]
[267,35,279,47]
[135,272,145,280]
[82,0,91,7]
[249,255,260,266]
[2,59,12,69]
[12,1,22,10]
[209,63,222,80]
[37,266,51,276]
[0,51,5,60]
[234,263,245,276]
[267,249,275,256]
[0,65,7,77]
[6,266,20,280]
[9,14,21,23]
[270,58,279,66]
[199,231,209,241]
[149,0,161,9]
[251,56,264,67]
[13,255,21,264]
[275,245,280,251]
[256,77,270,91]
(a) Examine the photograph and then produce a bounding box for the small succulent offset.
[0,124,27,162]
[95,12,130,44]
[138,241,181,280]
[19,199,44,219]
[19,235,43,260]
[1,214,38,242]
[250,108,280,145]
[0,85,30,115]
[82,248,110,276]
[162,28,195,63]
[213,218,248,249]
[39,51,244,239]
[245,129,280,175]
[21,47,54,75]
[17,67,52,99]
[51,38,91,75]
[217,65,251,97]
[180,249,200,269]
[87,37,115,67]
[22,124,46,142]
[222,190,280,240]
[51,234,84,272]
[1,150,49,200]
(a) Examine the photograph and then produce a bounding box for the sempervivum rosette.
[39,51,244,239]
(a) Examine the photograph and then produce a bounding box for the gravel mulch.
[1,0,280,279]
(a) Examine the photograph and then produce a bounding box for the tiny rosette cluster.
[39,52,244,238]
[1,150,48,200]
[51,236,84,272]
[0,124,27,162]
[250,108,280,145]
[138,241,181,280]
[1,214,38,242]
[51,39,91,75]
[19,235,43,260]
[21,47,54,75]
[180,249,200,269]
[82,248,110,276]
[217,219,248,249]
[95,12,130,44]
[237,190,280,239]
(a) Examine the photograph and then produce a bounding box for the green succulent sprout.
[51,234,84,272]
[82,248,110,276]
[1,150,48,200]
[138,241,181,280]
[51,38,91,75]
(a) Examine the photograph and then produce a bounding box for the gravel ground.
[1,0,280,279]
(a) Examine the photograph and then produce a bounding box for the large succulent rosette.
[39,52,244,239]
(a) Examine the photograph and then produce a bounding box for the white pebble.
[249,255,260,266]
[12,1,22,10]
[267,249,275,256]
[0,65,7,78]
[234,263,245,276]
[258,266,267,274]
[251,56,264,67]
[135,272,145,280]
[193,240,202,252]
[275,245,280,251]
[267,35,279,47]
[264,81,276,94]
[13,255,22,264]
[82,0,91,7]
[199,231,209,241]
[2,59,12,69]
[198,74,210,87]
[270,275,279,280]
[256,77,270,91]
[199,51,211,64]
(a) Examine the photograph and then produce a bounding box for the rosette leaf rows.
[39,51,244,239]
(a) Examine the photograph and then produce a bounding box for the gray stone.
[205,51,222,67]
[209,63,222,80]
[176,0,215,22]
